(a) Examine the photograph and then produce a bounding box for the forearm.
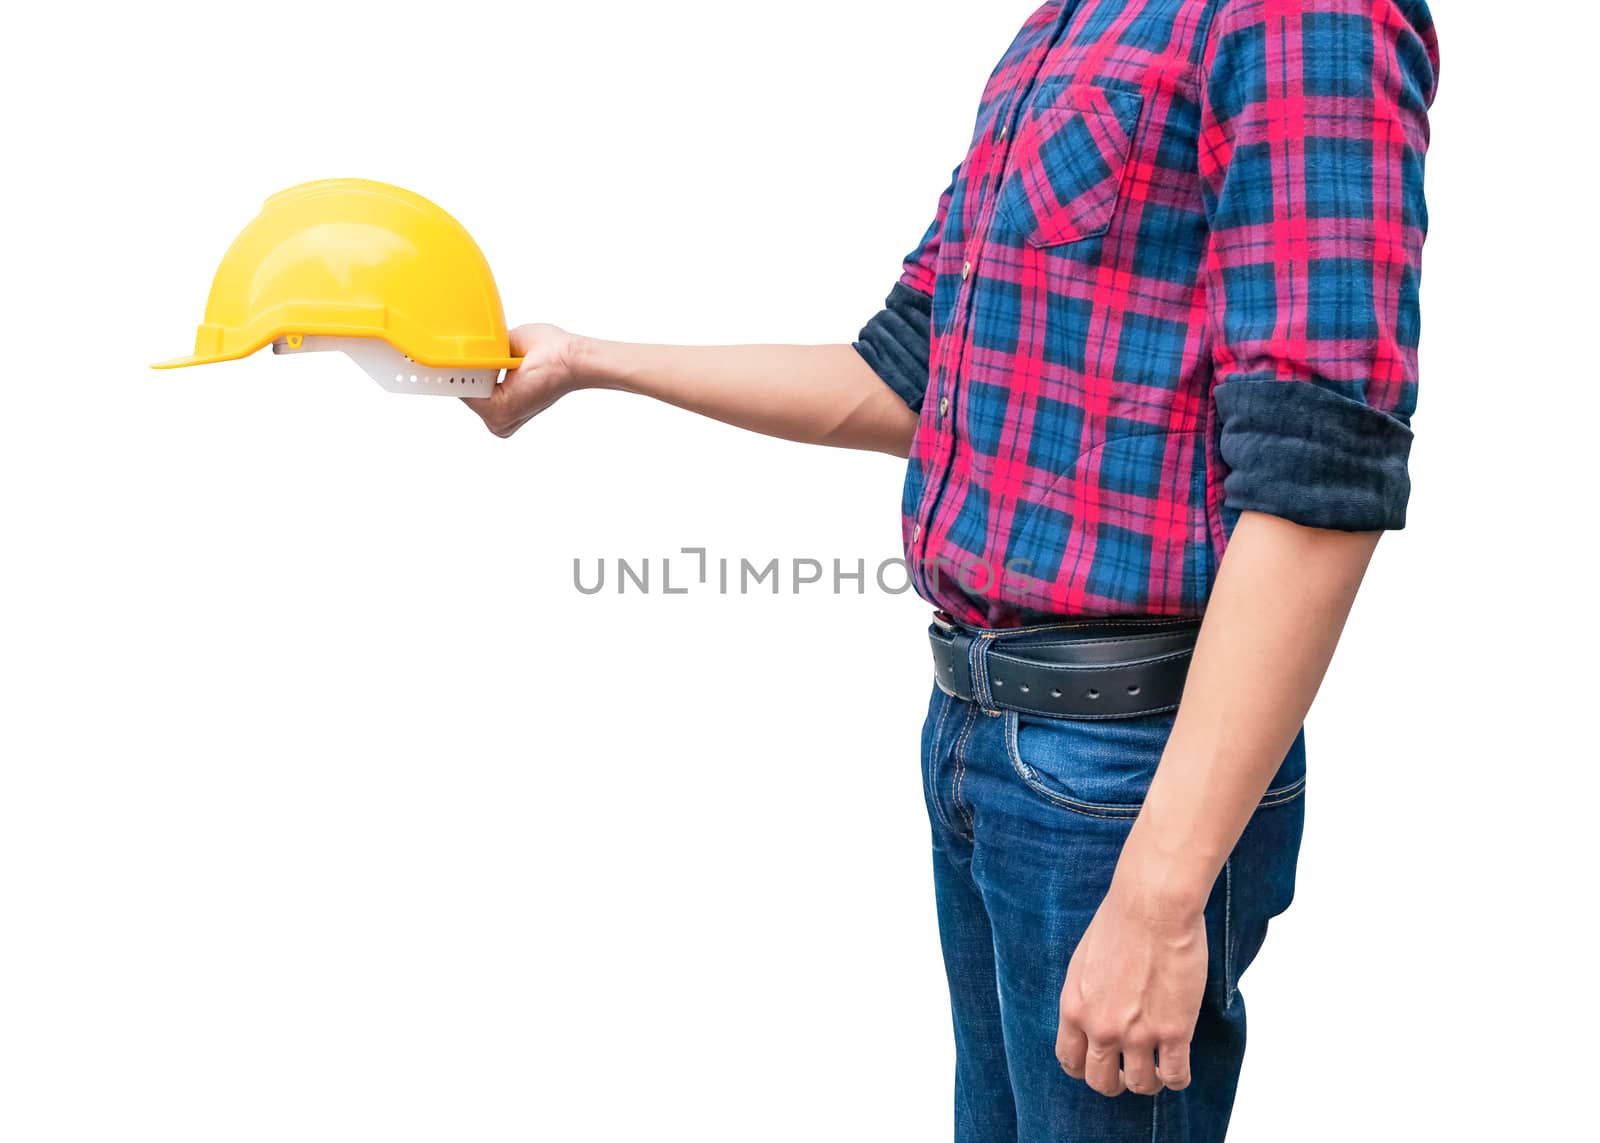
[1112,511,1382,913]
[571,337,918,457]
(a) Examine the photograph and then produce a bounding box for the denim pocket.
[995,82,1143,249]
[1003,708,1174,817]
[1004,710,1308,818]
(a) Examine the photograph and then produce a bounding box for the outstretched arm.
[464,170,951,458]
[462,323,918,458]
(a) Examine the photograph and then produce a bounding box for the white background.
[2,2,1595,1140]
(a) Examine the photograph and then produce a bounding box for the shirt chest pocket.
[995,82,1143,249]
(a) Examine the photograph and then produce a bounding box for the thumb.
[508,323,543,360]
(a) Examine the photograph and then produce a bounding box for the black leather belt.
[928,614,1200,719]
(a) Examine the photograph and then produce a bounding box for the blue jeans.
[920,674,1306,1142]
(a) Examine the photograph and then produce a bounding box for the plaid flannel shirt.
[855,0,1438,628]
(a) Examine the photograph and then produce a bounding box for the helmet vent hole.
[284,336,497,397]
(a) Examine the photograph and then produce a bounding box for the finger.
[1084,1040,1125,1097]
[461,371,513,413]
[1156,1038,1192,1092]
[1120,1043,1162,1096]
[508,326,538,357]
[1055,1017,1088,1079]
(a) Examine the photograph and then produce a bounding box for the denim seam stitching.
[951,701,981,839]
[1003,713,1307,818]
[1256,776,1308,807]
[926,693,965,840]
[1223,859,1236,1011]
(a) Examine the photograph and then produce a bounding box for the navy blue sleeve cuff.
[853,281,933,411]
[1214,379,1414,531]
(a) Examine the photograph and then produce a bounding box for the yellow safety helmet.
[152,178,521,395]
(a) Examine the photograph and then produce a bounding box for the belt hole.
[1050,688,1062,699]
[1127,684,1141,696]
[994,678,1005,687]
[1087,689,1100,700]
[1020,684,1030,694]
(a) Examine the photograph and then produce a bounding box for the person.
[463,0,1438,1138]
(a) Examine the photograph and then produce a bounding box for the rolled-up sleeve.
[1199,0,1439,530]
[853,170,956,412]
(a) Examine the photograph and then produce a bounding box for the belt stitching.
[986,648,1194,673]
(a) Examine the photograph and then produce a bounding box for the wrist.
[1108,826,1221,921]
[562,332,600,391]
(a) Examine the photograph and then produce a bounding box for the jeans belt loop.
[968,634,997,713]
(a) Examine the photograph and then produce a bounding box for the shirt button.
[962,260,972,280]
[999,123,1008,141]
[913,523,922,543]
[938,396,950,417]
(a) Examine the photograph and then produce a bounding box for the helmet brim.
[151,335,522,372]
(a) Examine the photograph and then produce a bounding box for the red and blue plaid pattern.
[888,0,1437,627]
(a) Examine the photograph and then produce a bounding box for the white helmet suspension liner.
[272,335,501,397]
